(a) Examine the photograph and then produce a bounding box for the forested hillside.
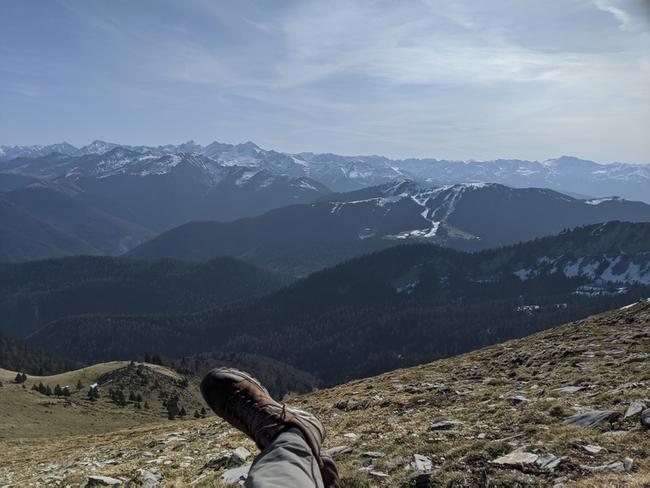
[30,222,650,384]
[0,329,79,375]
[0,255,289,337]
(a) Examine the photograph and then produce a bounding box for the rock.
[231,447,252,465]
[221,464,252,485]
[325,446,352,457]
[333,400,348,410]
[641,409,650,429]
[343,432,358,439]
[623,457,634,472]
[410,454,433,472]
[578,444,605,454]
[562,410,619,428]
[430,420,462,430]
[552,476,568,487]
[622,353,650,363]
[490,451,539,467]
[80,476,122,487]
[508,395,530,405]
[349,399,372,410]
[555,386,584,394]
[590,461,625,473]
[369,471,389,478]
[536,454,564,470]
[624,400,646,419]
[362,451,385,459]
[137,469,164,488]
[203,454,231,471]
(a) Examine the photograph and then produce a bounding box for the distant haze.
[1,0,649,163]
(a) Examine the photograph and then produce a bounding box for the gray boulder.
[137,469,164,488]
[80,476,122,487]
[563,410,619,428]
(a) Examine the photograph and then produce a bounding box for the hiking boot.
[320,453,341,488]
[201,367,325,463]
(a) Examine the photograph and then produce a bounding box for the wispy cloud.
[1,0,648,163]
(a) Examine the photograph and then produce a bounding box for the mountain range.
[2,140,649,201]
[129,181,650,275]
[28,222,650,384]
[1,139,648,263]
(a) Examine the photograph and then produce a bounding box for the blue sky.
[1,0,649,162]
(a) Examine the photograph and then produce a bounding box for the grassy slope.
[0,362,201,440]
[1,300,649,486]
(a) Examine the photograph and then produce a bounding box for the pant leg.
[245,428,323,488]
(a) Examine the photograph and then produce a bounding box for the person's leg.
[200,368,340,488]
[245,428,323,488]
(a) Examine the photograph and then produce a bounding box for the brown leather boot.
[320,453,342,488]
[200,367,325,465]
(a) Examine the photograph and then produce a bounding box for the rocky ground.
[1,300,650,487]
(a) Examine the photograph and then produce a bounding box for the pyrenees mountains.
[1,139,649,264]
[2,140,649,200]
[129,181,650,274]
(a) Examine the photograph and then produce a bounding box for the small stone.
[563,410,619,428]
[477,433,486,439]
[552,476,568,488]
[343,432,358,439]
[231,447,251,465]
[578,444,605,454]
[362,451,384,459]
[508,395,530,405]
[369,471,389,478]
[536,454,564,470]
[624,400,646,419]
[333,400,348,410]
[325,446,352,457]
[590,461,625,473]
[555,386,584,394]
[491,451,539,467]
[349,399,372,410]
[641,409,650,429]
[623,457,634,472]
[137,469,164,488]
[430,420,462,430]
[221,464,252,485]
[80,476,122,487]
[203,454,230,471]
[410,454,433,472]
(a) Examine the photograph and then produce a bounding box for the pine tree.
[45,385,53,396]
[76,380,83,390]
[87,386,99,401]
[166,397,179,420]
[144,401,150,409]
[38,382,46,394]
[129,391,137,402]
[179,406,187,417]
[54,384,62,396]
[201,407,207,417]
[194,410,200,418]
[62,386,71,397]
